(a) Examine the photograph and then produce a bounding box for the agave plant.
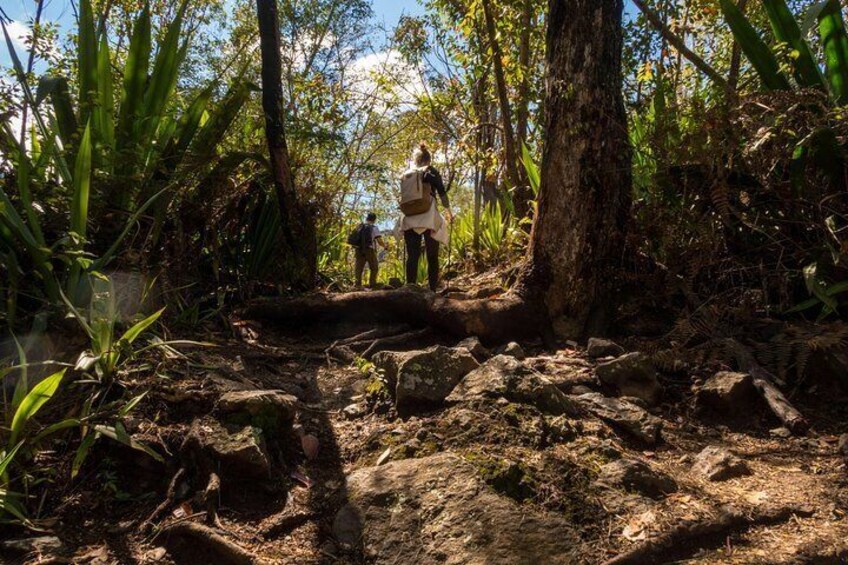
[0,1,254,317]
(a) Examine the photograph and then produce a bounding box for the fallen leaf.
[376,447,392,466]
[301,434,320,460]
[622,510,656,541]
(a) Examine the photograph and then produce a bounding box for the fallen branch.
[154,521,258,565]
[604,504,814,565]
[725,339,809,435]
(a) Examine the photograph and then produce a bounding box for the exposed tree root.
[204,472,224,528]
[153,521,259,565]
[243,287,543,345]
[603,504,814,565]
[260,510,317,538]
[726,339,810,435]
[362,328,433,359]
[141,467,186,533]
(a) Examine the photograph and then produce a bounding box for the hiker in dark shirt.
[355,212,387,288]
[401,143,451,291]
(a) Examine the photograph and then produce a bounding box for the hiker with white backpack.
[399,143,451,291]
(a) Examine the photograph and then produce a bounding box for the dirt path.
[21,317,848,564]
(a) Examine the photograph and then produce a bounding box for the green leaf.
[116,4,152,174]
[720,0,791,90]
[9,369,66,446]
[118,392,148,417]
[0,442,23,478]
[119,308,164,345]
[71,121,93,239]
[10,335,27,412]
[762,0,827,89]
[77,0,99,126]
[818,0,848,104]
[95,33,116,161]
[31,418,81,444]
[71,431,98,478]
[95,424,164,462]
[35,76,79,153]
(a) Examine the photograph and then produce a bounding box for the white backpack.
[399,167,433,216]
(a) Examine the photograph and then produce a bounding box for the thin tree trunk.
[256,0,317,288]
[520,0,633,339]
[631,0,728,89]
[481,0,529,217]
[516,0,533,147]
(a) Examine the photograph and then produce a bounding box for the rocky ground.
[3,299,848,564]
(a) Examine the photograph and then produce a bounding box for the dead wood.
[362,328,434,359]
[260,510,317,538]
[204,472,223,527]
[725,339,810,434]
[603,504,814,565]
[141,467,186,533]
[154,521,259,565]
[243,287,542,345]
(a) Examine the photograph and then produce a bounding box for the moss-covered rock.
[465,452,537,502]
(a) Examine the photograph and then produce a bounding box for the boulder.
[574,392,663,445]
[186,419,270,478]
[217,390,297,435]
[332,453,580,564]
[696,371,756,413]
[500,342,526,360]
[692,446,752,481]
[456,336,491,363]
[595,352,662,405]
[392,346,480,409]
[447,355,579,416]
[371,350,403,387]
[595,458,677,498]
[586,338,625,359]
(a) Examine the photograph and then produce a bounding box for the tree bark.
[256,0,317,288]
[481,0,530,218]
[519,0,633,339]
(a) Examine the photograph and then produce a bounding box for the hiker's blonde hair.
[413,142,431,167]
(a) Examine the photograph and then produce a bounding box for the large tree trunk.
[519,0,632,339]
[256,0,317,288]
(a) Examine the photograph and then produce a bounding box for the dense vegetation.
[0,0,847,552]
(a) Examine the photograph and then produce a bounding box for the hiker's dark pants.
[355,248,379,287]
[404,229,439,291]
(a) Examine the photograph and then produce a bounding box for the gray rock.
[595,352,662,405]
[501,342,526,360]
[770,427,792,438]
[587,338,625,359]
[343,402,367,420]
[186,419,270,478]
[333,453,579,563]
[574,392,663,445]
[692,446,752,481]
[456,336,491,363]
[570,384,594,395]
[371,350,403,387]
[838,433,848,457]
[595,459,677,498]
[697,371,756,413]
[447,355,579,416]
[217,389,297,435]
[393,346,480,409]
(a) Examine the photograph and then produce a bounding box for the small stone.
[837,433,848,457]
[547,416,579,443]
[770,427,792,439]
[457,336,491,363]
[570,385,594,395]
[692,446,752,481]
[186,419,271,478]
[217,389,297,435]
[343,403,366,420]
[595,458,677,498]
[144,547,167,562]
[697,372,756,414]
[596,352,662,405]
[376,447,392,466]
[574,392,663,445]
[501,342,526,360]
[415,428,429,441]
[587,338,625,359]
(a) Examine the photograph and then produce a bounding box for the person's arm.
[426,168,450,209]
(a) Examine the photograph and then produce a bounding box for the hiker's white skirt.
[399,199,449,244]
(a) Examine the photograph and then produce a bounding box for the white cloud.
[5,20,31,52]
[347,49,427,109]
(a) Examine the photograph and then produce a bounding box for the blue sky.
[2,0,637,69]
